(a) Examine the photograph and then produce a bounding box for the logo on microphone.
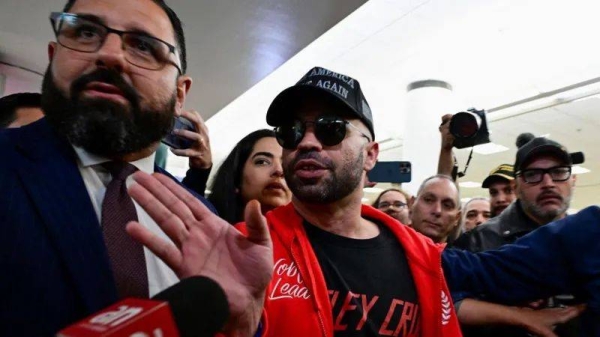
[89,305,144,327]
[130,330,164,337]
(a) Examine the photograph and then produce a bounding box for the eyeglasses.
[378,201,407,209]
[50,12,183,75]
[516,166,572,184]
[274,115,371,149]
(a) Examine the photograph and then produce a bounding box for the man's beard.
[41,67,176,158]
[520,192,571,224]
[284,150,364,204]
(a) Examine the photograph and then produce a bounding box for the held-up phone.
[161,116,195,150]
[367,161,412,183]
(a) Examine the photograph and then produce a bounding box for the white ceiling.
[193,0,600,210]
[1,0,598,210]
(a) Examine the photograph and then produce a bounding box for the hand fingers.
[174,129,203,143]
[180,110,209,135]
[244,200,272,248]
[573,303,587,313]
[153,173,217,226]
[170,148,203,158]
[129,172,195,243]
[554,305,585,323]
[126,221,183,271]
[524,316,557,337]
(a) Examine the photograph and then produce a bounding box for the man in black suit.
[0,1,220,335]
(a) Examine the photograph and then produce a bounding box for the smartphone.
[161,116,195,150]
[367,161,412,183]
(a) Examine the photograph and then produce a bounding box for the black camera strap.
[457,148,474,178]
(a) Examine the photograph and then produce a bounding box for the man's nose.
[296,127,322,152]
[431,202,442,216]
[95,33,128,73]
[539,172,557,188]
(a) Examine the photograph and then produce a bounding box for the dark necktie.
[101,161,149,298]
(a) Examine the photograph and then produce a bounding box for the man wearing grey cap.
[455,133,582,252]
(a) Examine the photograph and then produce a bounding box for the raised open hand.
[126,172,273,335]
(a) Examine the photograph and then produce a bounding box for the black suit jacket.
[0,118,216,336]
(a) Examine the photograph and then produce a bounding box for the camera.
[449,108,491,149]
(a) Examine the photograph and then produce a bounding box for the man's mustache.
[537,190,563,203]
[289,151,335,170]
[71,69,140,106]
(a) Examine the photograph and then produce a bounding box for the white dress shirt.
[73,146,179,296]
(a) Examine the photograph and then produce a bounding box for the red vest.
[237,203,462,337]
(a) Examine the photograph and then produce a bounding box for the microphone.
[57,276,229,337]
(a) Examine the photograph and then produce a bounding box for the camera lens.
[450,112,481,138]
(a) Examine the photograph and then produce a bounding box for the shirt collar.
[72,146,156,174]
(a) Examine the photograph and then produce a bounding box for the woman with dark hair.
[208,129,292,224]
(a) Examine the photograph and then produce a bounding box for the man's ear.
[407,195,416,221]
[407,195,415,209]
[363,142,379,171]
[48,42,57,61]
[174,75,193,116]
[571,174,577,187]
[453,210,462,228]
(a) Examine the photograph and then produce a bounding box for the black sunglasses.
[274,116,371,149]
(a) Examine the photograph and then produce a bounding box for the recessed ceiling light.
[472,143,509,155]
[459,181,481,188]
[568,208,579,214]
[572,165,591,175]
[361,198,370,203]
[364,187,384,194]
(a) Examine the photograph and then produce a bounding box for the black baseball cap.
[514,136,584,173]
[266,66,374,139]
[481,164,514,188]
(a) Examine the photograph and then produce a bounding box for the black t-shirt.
[304,220,421,337]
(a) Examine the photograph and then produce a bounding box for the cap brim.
[266,85,359,126]
[481,174,513,188]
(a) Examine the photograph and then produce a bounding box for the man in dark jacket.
[453,133,583,336]
[454,134,581,252]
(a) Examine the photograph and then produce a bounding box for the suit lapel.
[12,119,118,312]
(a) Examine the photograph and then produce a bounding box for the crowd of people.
[1,1,599,336]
